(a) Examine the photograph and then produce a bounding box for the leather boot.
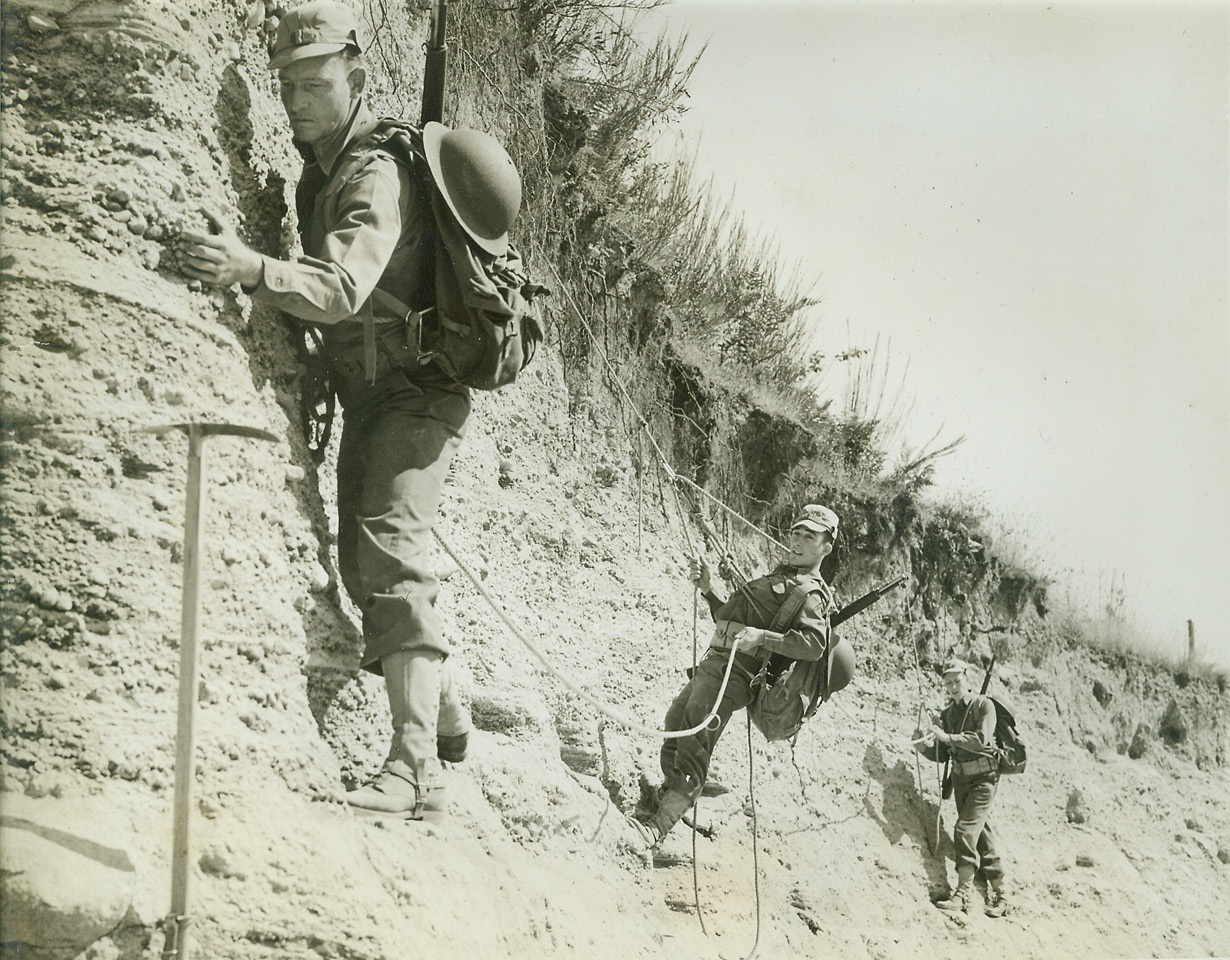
[985,878,1009,917]
[347,650,444,818]
[437,732,469,764]
[626,816,660,850]
[346,759,443,819]
[651,787,695,839]
[628,787,695,850]
[936,866,975,912]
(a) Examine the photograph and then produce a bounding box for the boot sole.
[350,806,447,823]
[347,788,449,823]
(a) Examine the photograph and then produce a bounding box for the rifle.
[829,574,906,628]
[421,0,448,126]
[299,326,333,463]
[979,654,996,696]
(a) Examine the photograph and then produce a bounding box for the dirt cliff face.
[1044,642,1228,769]
[3,1,1229,958]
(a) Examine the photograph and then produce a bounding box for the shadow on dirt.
[862,742,952,894]
[211,64,366,736]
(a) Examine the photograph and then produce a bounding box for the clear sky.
[640,0,1230,666]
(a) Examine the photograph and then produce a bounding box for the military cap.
[791,504,839,536]
[269,0,362,71]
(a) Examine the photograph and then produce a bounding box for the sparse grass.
[1073,608,1183,665]
[923,501,1228,681]
[822,333,966,490]
[666,336,829,432]
[1056,602,1227,685]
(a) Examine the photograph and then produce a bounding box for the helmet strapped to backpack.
[823,637,855,698]
[332,119,546,391]
[422,122,521,256]
[746,576,856,743]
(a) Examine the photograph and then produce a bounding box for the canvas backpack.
[347,119,547,391]
[948,690,1027,785]
[746,577,847,742]
[988,693,1027,775]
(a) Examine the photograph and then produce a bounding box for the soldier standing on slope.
[914,659,1010,917]
[178,0,522,819]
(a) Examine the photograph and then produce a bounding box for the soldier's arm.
[700,589,726,619]
[913,707,950,762]
[748,593,829,661]
[250,154,415,324]
[689,556,726,620]
[913,736,947,764]
[944,696,996,756]
[178,210,264,287]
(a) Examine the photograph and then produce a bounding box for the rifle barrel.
[979,654,997,696]
[420,0,448,126]
[830,574,906,628]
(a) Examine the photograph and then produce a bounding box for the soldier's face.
[943,671,966,701]
[786,527,831,569]
[279,53,363,147]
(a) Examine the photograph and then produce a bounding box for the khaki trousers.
[659,649,759,802]
[952,774,1003,880]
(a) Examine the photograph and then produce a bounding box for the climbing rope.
[691,797,708,937]
[935,757,945,856]
[744,713,763,960]
[913,704,931,850]
[675,472,786,553]
[636,424,644,555]
[908,627,939,855]
[683,719,764,960]
[482,267,805,953]
[667,480,799,956]
[543,262,785,554]
[633,452,769,951]
[689,552,709,934]
[433,524,735,740]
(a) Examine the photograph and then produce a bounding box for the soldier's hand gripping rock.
[178,209,264,288]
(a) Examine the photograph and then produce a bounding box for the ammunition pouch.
[709,620,746,652]
[953,754,997,778]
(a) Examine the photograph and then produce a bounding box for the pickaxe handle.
[146,423,276,960]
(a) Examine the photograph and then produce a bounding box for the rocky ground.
[2,0,1229,957]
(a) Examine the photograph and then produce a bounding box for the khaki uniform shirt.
[249,102,432,354]
[702,564,832,661]
[918,693,997,770]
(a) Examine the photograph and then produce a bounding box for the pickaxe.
[145,423,278,960]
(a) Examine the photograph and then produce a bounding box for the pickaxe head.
[145,423,280,443]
